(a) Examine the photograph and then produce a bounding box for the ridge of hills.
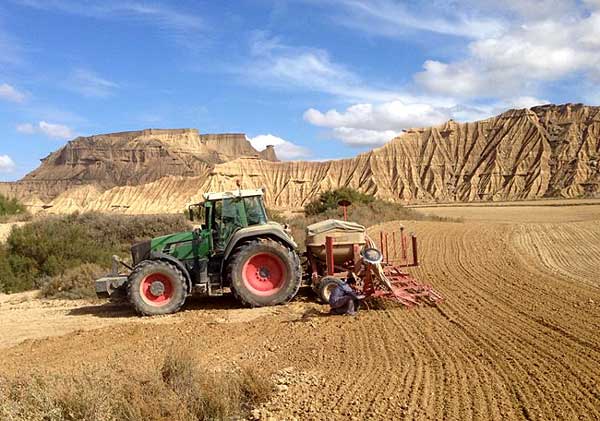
[1,103,598,214]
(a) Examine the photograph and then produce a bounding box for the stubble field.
[0,202,599,420]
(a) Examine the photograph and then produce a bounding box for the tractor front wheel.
[128,260,187,316]
[228,239,301,307]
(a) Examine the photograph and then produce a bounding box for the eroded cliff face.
[0,129,277,204]
[2,104,598,214]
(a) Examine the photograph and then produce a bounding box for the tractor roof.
[203,189,264,201]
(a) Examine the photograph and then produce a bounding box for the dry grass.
[39,263,107,299]
[0,350,273,421]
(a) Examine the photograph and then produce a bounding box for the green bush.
[0,194,25,216]
[0,194,29,222]
[304,187,375,215]
[0,213,191,294]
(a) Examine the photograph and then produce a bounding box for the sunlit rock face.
[1,104,598,214]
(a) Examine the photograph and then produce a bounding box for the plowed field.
[1,204,599,420]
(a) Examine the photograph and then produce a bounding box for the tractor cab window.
[222,198,244,228]
[243,196,267,226]
[211,195,267,250]
[214,198,244,249]
[188,203,203,223]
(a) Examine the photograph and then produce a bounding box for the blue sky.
[1,0,600,180]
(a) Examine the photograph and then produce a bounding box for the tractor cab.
[188,189,269,252]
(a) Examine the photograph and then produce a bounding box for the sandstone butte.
[0,103,598,214]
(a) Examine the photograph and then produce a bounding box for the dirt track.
[1,204,599,420]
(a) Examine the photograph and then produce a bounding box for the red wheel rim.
[242,252,287,297]
[140,273,174,306]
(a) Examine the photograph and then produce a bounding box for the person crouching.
[329,275,362,316]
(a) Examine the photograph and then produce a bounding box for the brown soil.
[415,201,600,223]
[1,205,599,420]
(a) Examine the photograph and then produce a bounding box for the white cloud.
[415,9,600,98]
[304,100,451,147]
[39,121,74,139]
[67,69,118,98]
[241,32,404,102]
[248,134,310,160]
[304,100,450,147]
[13,0,203,35]
[304,101,451,131]
[502,96,550,110]
[0,83,26,103]
[328,0,506,40]
[0,155,16,173]
[16,123,35,134]
[304,96,549,147]
[330,128,401,147]
[16,121,74,139]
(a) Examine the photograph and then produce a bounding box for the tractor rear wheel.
[227,239,301,307]
[128,260,187,316]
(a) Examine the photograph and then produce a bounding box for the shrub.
[0,194,26,217]
[0,351,273,421]
[160,350,273,420]
[0,195,29,222]
[40,263,107,299]
[0,213,191,294]
[304,187,375,215]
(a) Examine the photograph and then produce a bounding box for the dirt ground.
[414,199,600,223]
[1,203,599,420]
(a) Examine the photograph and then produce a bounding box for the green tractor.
[95,189,301,316]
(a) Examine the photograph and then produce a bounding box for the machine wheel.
[227,239,301,307]
[317,276,343,304]
[128,260,187,316]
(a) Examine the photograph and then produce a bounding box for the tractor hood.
[131,231,194,265]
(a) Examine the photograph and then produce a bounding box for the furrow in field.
[512,221,600,289]
[369,220,600,420]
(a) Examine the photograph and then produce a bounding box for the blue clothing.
[330,295,356,315]
[329,282,358,315]
[329,281,358,305]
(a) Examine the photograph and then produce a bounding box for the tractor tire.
[127,260,187,316]
[317,276,343,304]
[227,239,301,307]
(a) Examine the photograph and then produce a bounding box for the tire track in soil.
[425,228,517,420]
[369,220,600,420]
[512,221,600,289]
[434,221,596,418]
[415,225,523,420]
[390,223,536,412]
[446,228,580,413]
[390,309,476,420]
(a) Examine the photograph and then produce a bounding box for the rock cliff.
[0,129,277,204]
[1,104,598,214]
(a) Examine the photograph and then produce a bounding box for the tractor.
[95,189,302,316]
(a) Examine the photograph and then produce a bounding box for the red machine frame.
[308,226,442,308]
